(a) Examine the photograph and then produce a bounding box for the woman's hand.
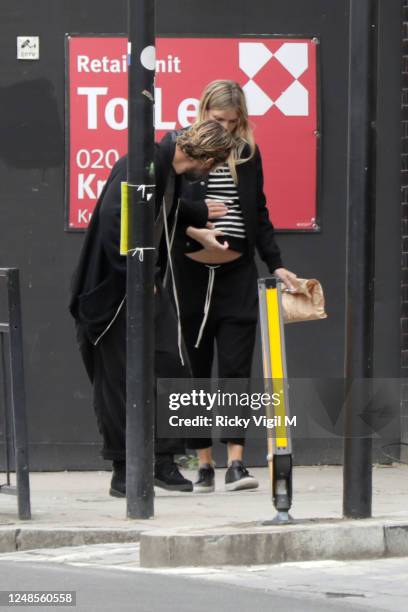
[274,268,299,292]
[186,224,229,252]
[205,199,229,219]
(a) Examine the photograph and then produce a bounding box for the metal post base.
[263,511,294,526]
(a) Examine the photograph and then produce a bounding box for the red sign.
[66,36,318,231]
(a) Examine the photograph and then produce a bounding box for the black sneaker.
[194,464,215,493]
[225,460,259,492]
[109,460,126,498]
[154,455,193,492]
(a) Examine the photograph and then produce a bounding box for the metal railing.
[0,268,31,520]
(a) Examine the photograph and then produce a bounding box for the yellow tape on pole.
[266,287,288,449]
[120,181,129,256]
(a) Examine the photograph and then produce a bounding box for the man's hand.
[187,224,229,252]
[205,199,229,219]
[274,268,299,292]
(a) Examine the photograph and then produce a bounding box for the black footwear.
[154,455,193,492]
[194,464,215,493]
[225,460,259,492]
[109,460,126,498]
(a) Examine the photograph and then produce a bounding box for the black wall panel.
[0,0,402,469]
[0,0,129,469]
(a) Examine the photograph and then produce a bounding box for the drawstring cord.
[163,201,179,288]
[195,265,219,348]
[162,201,185,366]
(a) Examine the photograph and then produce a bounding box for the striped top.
[206,164,246,240]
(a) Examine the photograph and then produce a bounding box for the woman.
[172,80,298,492]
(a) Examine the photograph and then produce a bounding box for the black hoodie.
[69,131,208,345]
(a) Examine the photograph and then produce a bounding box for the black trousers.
[174,253,259,449]
[76,280,190,461]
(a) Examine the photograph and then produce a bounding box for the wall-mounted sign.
[17,36,40,60]
[65,36,319,231]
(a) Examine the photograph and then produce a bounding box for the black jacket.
[69,133,180,344]
[175,144,283,273]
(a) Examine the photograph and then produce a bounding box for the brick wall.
[401,0,408,460]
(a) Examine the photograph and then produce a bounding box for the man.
[69,121,234,497]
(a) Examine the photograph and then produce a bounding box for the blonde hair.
[198,80,256,182]
[176,119,234,166]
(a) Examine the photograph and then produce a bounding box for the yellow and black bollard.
[258,277,293,524]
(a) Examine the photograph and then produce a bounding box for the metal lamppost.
[126,0,156,519]
[343,0,377,518]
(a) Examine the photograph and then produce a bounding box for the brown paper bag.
[281,278,327,324]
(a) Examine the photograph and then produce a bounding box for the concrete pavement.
[1,464,408,566]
